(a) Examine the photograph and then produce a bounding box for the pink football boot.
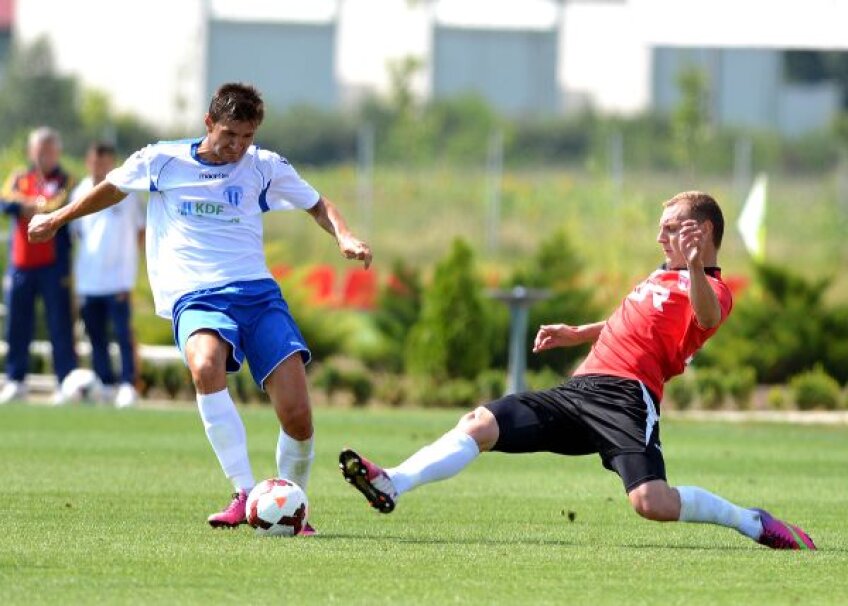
[752,508,816,550]
[207,489,248,528]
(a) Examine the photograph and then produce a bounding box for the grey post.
[488,286,552,395]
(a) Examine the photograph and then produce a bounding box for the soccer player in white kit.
[29,83,372,532]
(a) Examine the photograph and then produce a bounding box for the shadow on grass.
[311,532,578,548]
[310,533,840,552]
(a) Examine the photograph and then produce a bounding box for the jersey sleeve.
[261,153,320,211]
[714,280,733,322]
[107,146,154,193]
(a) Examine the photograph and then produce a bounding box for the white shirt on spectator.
[71,176,146,296]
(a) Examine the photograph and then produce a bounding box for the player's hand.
[28,212,58,243]
[338,234,372,269]
[678,219,705,268]
[533,324,582,352]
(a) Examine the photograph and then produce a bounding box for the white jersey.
[106,139,320,318]
[71,177,146,295]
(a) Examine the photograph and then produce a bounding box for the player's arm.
[532,321,606,353]
[680,219,722,329]
[306,195,372,268]
[687,266,722,329]
[28,180,127,243]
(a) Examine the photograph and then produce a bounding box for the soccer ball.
[58,368,103,403]
[246,478,309,537]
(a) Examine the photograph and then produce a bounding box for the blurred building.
[9,0,848,136]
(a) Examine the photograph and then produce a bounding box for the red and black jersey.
[573,268,733,401]
[2,166,71,270]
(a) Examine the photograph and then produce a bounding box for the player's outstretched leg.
[660,485,817,550]
[208,489,249,528]
[751,508,817,550]
[339,407,492,512]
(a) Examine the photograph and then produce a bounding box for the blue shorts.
[172,279,311,389]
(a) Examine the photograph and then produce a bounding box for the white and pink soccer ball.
[246,478,309,537]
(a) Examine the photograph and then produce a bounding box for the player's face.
[204,117,257,163]
[656,204,693,268]
[29,139,60,174]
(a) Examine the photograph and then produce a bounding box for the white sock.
[387,429,480,496]
[276,429,315,492]
[197,389,255,492]
[677,485,762,539]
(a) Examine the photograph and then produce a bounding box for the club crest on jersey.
[223,185,243,207]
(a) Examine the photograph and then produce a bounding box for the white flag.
[737,173,767,261]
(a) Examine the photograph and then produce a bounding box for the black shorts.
[485,374,665,492]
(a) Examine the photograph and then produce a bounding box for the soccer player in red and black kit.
[340,191,816,550]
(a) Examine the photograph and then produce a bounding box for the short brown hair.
[88,141,116,157]
[208,82,265,125]
[664,191,725,249]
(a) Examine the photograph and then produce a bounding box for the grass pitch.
[1,404,847,605]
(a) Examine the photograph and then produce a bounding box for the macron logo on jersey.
[199,172,229,180]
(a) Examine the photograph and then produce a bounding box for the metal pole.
[487,285,551,396]
[506,298,530,395]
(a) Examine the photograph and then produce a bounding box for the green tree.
[0,37,82,150]
[672,66,710,173]
[372,259,423,372]
[506,229,599,373]
[405,239,492,380]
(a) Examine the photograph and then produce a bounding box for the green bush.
[415,378,479,409]
[405,239,493,380]
[311,360,373,407]
[789,366,843,411]
[374,373,408,407]
[344,367,374,407]
[312,363,344,401]
[525,368,564,392]
[161,363,191,399]
[724,366,757,410]
[138,360,159,398]
[227,369,252,404]
[475,370,506,401]
[664,375,696,411]
[701,263,848,384]
[693,368,726,410]
[766,386,788,411]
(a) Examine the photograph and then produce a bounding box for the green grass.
[1,404,847,605]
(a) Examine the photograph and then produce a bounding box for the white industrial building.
[10,0,848,135]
